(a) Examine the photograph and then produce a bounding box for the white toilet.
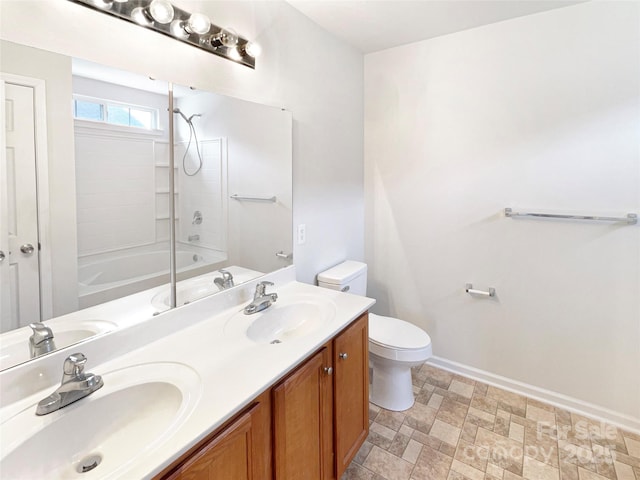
[317,260,432,411]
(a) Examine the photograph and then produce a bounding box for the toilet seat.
[368,313,432,362]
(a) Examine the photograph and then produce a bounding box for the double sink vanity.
[0,266,374,479]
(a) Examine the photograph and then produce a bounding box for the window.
[73,96,158,130]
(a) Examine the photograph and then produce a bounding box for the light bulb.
[90,0,113,9]
[131,6,152,25]
[186,13,211,35]
[228,47,242,61]
[170,19,188,38]
[203,27,239,48]
[148,0,174,24]
[220,28,238,47]
[244,42,262,58]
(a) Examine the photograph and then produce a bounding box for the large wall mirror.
[0,39,292,370]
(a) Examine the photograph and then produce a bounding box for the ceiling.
[286,0,583,53]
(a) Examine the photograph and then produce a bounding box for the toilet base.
[369,356,419,412]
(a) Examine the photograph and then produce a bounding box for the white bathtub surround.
[365,0,640,431]
[0,266,375,478]
[175,138,227,252]
[74,120,161,256]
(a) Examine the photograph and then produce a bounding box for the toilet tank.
[317,261,367,296]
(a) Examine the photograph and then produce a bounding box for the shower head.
[173,108,201,125]
[173,108,189,123]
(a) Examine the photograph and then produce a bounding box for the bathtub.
[78,246,227,308]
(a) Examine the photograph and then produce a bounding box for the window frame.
[72,94,160,131]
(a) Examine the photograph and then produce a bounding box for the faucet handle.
[255,281,274,296]
[220,269,234,287]
[29,322,54,345]
[63,353,87,378]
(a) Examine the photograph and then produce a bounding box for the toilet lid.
[369,313,431,350]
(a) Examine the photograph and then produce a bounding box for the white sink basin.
[224,294,337,344]
[0,362,201,479]
[0,320,116,371]
[150,266,264,310]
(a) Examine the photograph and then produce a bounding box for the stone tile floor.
[341,364,640,480]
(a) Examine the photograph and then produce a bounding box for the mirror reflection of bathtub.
[78,244,226,308]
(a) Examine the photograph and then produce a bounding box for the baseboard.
[427,356,640,436]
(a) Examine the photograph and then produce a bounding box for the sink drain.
[270,339,282,344]
[76,454,102,474]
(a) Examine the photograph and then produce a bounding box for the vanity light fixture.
[170,13,211,38]
[69,0,259,69]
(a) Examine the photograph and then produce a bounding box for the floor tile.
[402,439,423,464]
[523,455,560,480]
[613,460,636,480]
[449,380,475,399]
[450,458,485,480]
[430,419,462,446]
[576,466,611,480]
[411,445,453,480]
[363,445,414,480]
[625,437,640,459]
[342,363,639,480]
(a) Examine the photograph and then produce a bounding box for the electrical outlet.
[297,224,306,245]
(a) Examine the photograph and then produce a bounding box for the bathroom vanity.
[157,312,368,480]
[0,267,374,479]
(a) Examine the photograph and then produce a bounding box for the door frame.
[1,72,53,320]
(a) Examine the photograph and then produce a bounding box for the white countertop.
[0,266,375,479]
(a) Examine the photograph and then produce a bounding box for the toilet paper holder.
[465,283,496,297]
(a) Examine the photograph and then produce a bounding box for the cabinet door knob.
[323,366,333,375]
[339,352,348,360]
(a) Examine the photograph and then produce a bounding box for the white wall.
[365,2,640,424]
[0,0,365,285]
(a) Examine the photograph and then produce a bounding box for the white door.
[0,81,41,332]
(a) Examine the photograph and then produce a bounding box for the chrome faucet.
[35,353,104,416]
[214,269,234,291]
[29,322,56,358]
[244,281,278,315]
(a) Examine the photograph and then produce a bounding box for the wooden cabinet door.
[334,313,369,478]
[163,398,271,480]
[273,347,334,480]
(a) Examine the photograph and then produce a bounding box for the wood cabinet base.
[157,313,369,480]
